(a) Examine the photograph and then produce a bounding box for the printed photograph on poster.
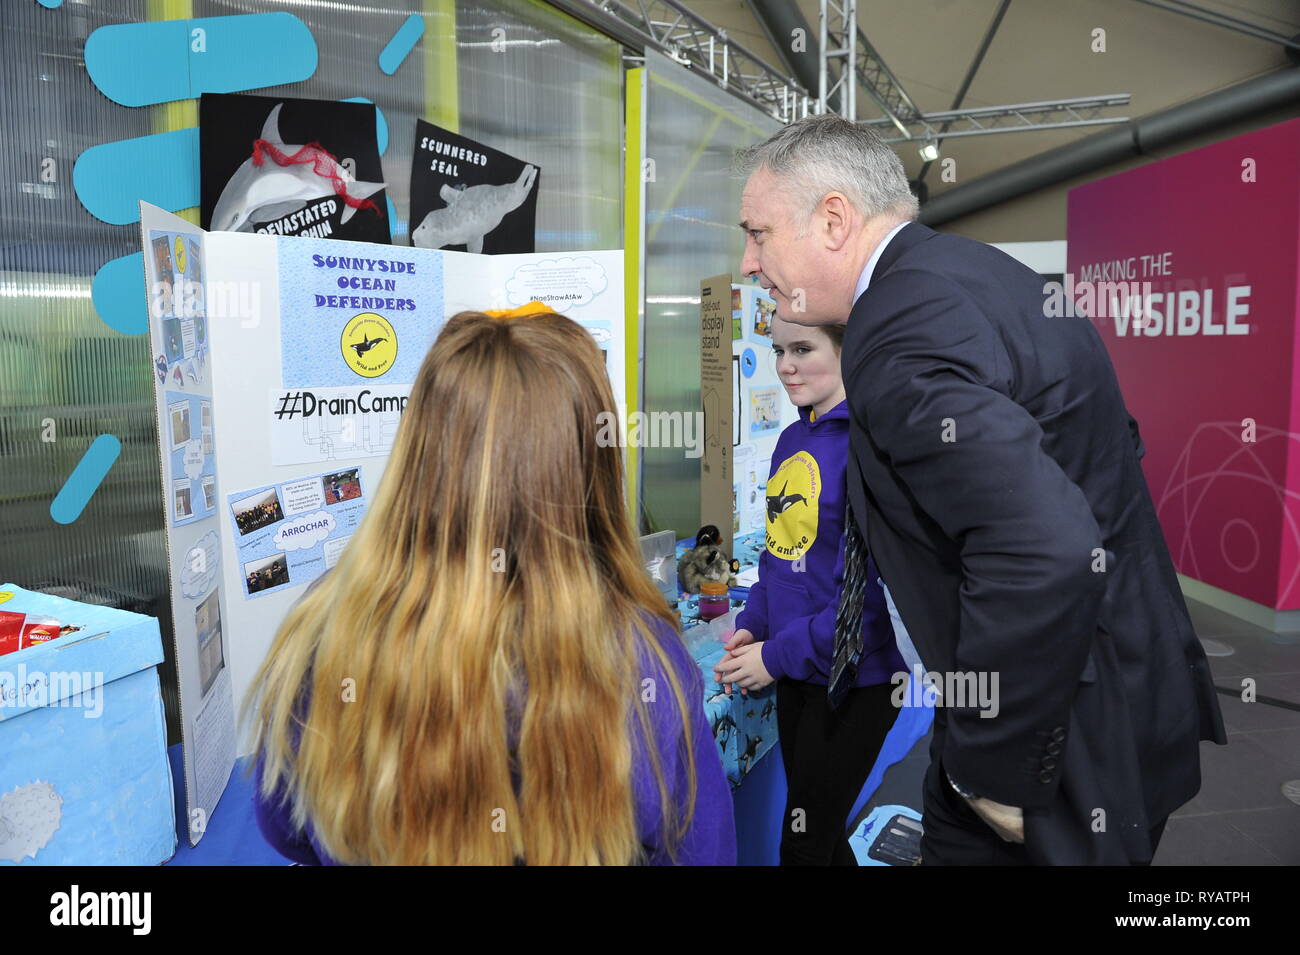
[322,468,361,504]
[163,319,185,363]
[165,391,218,527]
[187,237,203,286]
[754,296,775,338]
[169,399,191,450]
[227,468,368,600]
[231,488,285,536]
[169,235,205,317]
[731,288,743,340]
[151,235,175,294]
[244,553,291,596]
[749,386,782,436]
[194,588,225,698]
[409,119,539,254]
[742,286,778,347]
[173,479,194,522]
[200,93,390,244]
[201,400,213,455]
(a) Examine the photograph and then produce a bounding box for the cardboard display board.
[139,203,624,843]
[699,276,800,557]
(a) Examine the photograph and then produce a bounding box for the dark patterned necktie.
[828,499,869,710]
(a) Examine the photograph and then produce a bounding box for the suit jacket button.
[1051,727,1066,742]
[1041,757,1058,770]
[1039,770,1053,784]
[1046,742,1062,755]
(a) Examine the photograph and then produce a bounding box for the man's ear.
[820,192,854,252]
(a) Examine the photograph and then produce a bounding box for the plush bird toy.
[677,524,738,594]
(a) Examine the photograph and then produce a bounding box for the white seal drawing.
[210,103,387,234]
[411,164,538,253]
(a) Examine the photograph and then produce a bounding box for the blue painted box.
[0,585,175,865]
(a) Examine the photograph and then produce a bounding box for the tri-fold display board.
[138,203,624,845]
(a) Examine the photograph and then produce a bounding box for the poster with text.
[201,93,390,244]
[227,468,367,600]
[270,239,444,466]
[409,120,539,254]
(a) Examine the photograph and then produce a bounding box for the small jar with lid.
[698,581,730,621]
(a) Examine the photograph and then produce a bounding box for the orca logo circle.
[741,348,757,378]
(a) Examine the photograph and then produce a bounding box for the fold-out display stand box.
[0,585,174,866]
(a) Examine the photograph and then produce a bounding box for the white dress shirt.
[852,220,911,306]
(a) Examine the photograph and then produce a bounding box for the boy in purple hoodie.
[715,315,905,865]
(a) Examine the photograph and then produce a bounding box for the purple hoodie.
[252,614,736,865]
[735,399,905,687]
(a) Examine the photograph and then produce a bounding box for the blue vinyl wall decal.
[91,253,147,336]
[379,14,424,75]
[84,13,317,107]
[74,129,199,225]
[51,435,122,524]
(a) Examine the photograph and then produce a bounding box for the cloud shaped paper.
[273,510,335,552]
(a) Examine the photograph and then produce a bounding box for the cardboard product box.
[699,275,735,556]
[0,585,175,866]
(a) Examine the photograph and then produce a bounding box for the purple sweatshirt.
[252,614,736,865]
[735,400,905,687]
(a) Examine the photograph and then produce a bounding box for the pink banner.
[1067,119,1300,609]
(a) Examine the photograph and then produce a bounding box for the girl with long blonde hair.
[246,310,734,865]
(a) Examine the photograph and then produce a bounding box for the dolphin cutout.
[210,103,386,234]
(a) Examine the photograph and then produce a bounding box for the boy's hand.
[714,643,773,696]
[724,628,755,652]
[713,629,756,694]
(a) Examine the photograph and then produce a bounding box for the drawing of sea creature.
[411,164,537,252]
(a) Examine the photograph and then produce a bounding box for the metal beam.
[819,0,857,118]
[578,0,811,122]
[864,95,1132,143]
[918,66,1300,226]
[1131,0,1300,52]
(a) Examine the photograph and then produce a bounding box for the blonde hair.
[244,310,697,864]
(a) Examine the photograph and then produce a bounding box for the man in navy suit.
[735,114,1226,865]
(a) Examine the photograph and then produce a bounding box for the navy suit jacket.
[842,222,1227,863]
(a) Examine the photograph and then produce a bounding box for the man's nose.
[740,240,759,279]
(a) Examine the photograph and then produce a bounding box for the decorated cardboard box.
[0,585,174,865]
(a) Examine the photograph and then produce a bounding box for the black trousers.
[919,754,1171,865]
[776,678,900,866]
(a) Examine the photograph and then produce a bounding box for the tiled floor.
[861,596,1300,864]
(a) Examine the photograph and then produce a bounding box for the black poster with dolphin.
[409,120,539,254]
[200,93,391,244]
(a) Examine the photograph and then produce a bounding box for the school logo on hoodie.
[766,451,820,561]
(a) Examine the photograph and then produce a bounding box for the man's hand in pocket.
[965,796,1024,844]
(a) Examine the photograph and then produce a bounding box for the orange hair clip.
[482,300,557,319]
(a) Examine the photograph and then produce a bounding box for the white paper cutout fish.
[411,164,538,252]
[210,103,387,234]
